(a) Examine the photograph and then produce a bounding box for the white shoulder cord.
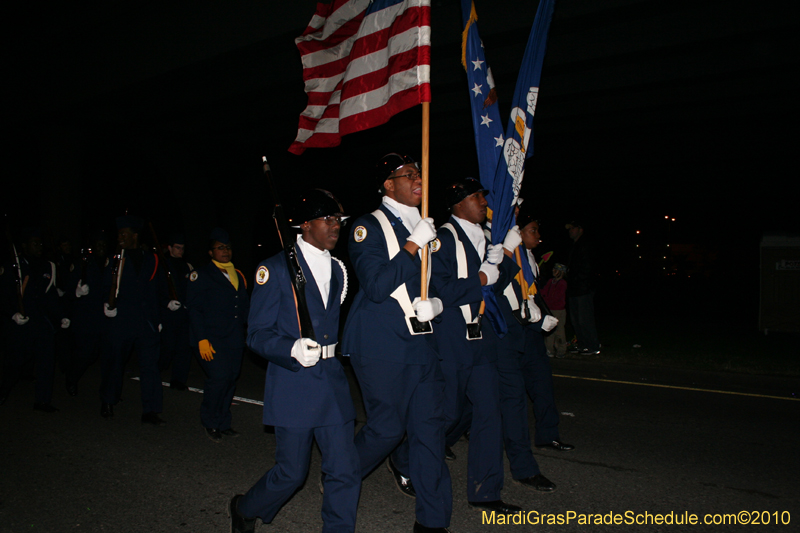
[45,261,57,293]
[332,256,347,304]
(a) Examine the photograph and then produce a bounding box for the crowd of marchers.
[1,152,600,533]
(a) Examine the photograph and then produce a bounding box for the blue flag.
[461,0,556,332]
[487,0,556,247]
[461,0,505,206]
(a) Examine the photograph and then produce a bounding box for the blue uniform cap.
[445,177,488,209]
[517,205,539,231]
[375,153,418,188]
[116,215,144,231]
[168,233,185,246]
[209,227,230,244]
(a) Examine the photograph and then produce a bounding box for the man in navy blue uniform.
[517,210,574,453]
[230,190,359,533]
[491,204,563,493]
[0,228,69,411]
[159,233,193,391]
[65,231,110,397]
[186,228,249,442]
[101,215,164,425]
[343,154,451,533]
[431,178,522,512]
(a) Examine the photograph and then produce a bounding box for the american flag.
[288,0,432,155]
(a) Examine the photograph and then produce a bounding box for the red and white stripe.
[289,0,431,155]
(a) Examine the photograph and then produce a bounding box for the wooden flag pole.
[420,101,430,300]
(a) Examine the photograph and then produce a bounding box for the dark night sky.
[4,0,799,288]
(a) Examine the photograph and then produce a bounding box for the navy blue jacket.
[432,217,517,365]
[1,256,61,332]
[248,248,354,429]
[186,261,249,351]
[343,204,440,365]
[69,256,109,335]
[102,249,160,334]
[159,255,193,324]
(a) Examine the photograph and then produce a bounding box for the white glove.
[485,243,504,265]
[167,300,181,311]
[503,225,522,252]
[412,297,443,322]
[104,303,117,317]
[407,218,437,248]
[291,338,321,368]
[479,262,499,285]
[12,312,29,326]
[75,282,90,298]
[57,288,65,298]
[61,318,71,329]
[542,315,558,332]
[526,296,542,323]
[158,323,163,332]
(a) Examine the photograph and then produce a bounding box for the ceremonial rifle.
[148,222,179,302]
[3,216,26,317]
[107,243,122,310]
[78,247,91,286]
[262,156,316,341]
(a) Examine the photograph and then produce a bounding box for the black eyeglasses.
[212,245,232,251]
[314,216,346,226]
[391,171,421,181]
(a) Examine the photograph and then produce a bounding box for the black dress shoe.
[469,500,523,513]
[513,474,557,492]
[387,456,416,498]
[65,380,78,396]
[33,403,59,413]
[535,440,574,451]
[141,412,166,426]
[413,521,451,533]
[220,428,240,438]
[229,495,256,533]
[169,380,187,391]
[101,402,114,418]
[206,428,222,442]
[445,446,456,461]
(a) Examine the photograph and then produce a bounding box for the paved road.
[2,354,798,532]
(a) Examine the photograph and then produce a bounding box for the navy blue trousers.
[197,344,243,431]
[1,319,55,404]
[239,421,361,532]
[438,359,504,502]
[351,355,452,529]
[496,331,541,480]
[101,322,161,413]
[159,312,191,384]
[521,327,561,445]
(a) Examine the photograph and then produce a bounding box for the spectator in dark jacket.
[565,221,599,355]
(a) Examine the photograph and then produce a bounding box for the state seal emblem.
[354,226,367,243]
[256,266,269,285]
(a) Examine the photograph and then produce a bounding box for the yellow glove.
[199,339,216,361]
